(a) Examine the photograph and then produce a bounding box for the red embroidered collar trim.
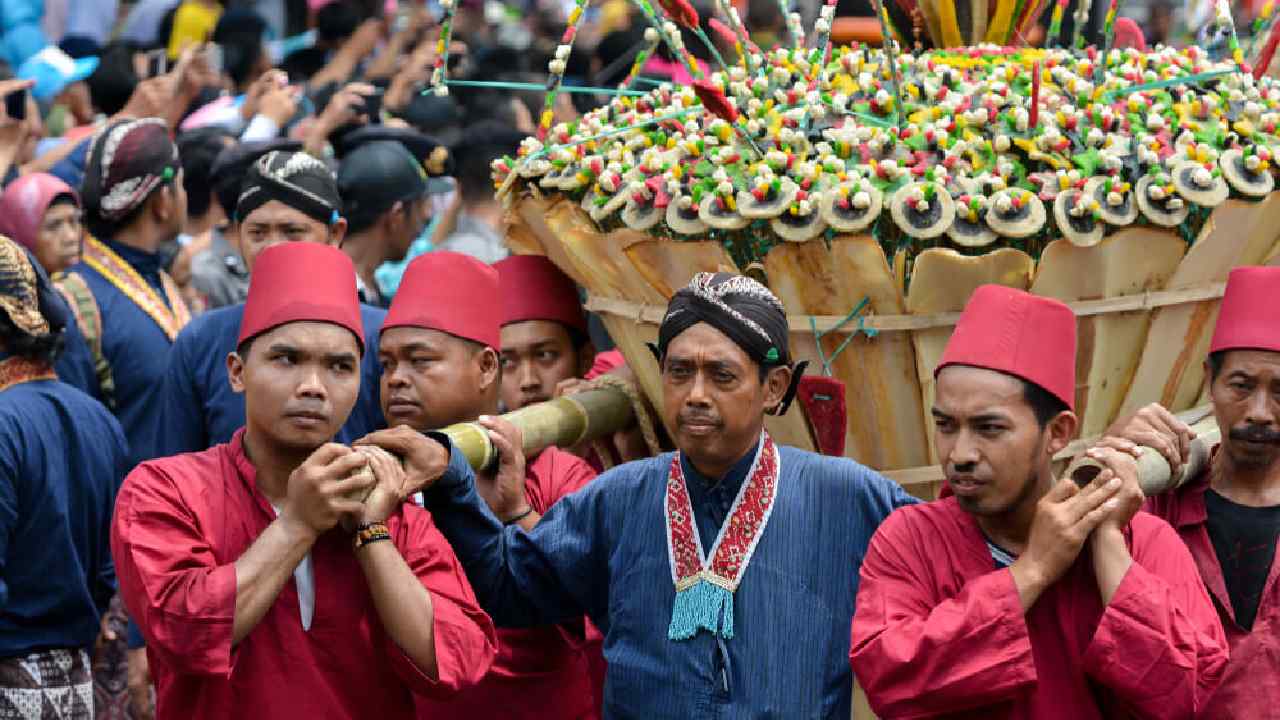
[664,433,780,640]
[0,356,56,392]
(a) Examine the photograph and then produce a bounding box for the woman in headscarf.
[0,172,83,276]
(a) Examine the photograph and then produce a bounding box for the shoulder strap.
[55,272,117,409]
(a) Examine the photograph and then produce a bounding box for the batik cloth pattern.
[0,649,92,720]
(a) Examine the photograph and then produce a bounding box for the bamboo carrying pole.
[1063,408,1220,495]
[438,387,637,470]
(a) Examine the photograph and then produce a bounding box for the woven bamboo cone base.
[1118,196,1280,418]
[505,191,1271,489]
[503,196,551,257]
[907,248,1036,464]
[1031,230,1186,438]
[765,237,928,469]
[510,194,587,286]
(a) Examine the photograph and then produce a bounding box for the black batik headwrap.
[235,150,342,226]
[651,272,806,415]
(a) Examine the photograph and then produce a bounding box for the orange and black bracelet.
[353,521,391,550]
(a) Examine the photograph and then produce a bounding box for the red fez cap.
[238,243,364,351]
[1209,266,1280,355]
[494,255,586,334]
[384,251,501,349]
[936,285,1077,410]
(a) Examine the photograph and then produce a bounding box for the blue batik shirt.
[424,435,920,719]
[70,238,178,469]
[0,365,129,656]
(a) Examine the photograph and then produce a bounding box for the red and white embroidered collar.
[664,432,781,640]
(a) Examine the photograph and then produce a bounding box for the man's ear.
[329,217,348,246]
[1044,410,1080,456]
[385,201,405,234]
[227,351,247,394]
[477,346,501,391]
[152,184,176,224]
[762,365,792,413]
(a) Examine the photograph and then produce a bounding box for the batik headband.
[236,150,342,226]
[653,272,806,415]
[89,118,179,221]
[0,236,50,336]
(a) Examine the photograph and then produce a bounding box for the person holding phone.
[0,77,41,187]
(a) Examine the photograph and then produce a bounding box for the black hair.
[343,196,403,236]
[594,29,647,87]
[316,1,363,44]
[565,325,590,351]
[452,122,524,203]
[157,6,178,52]
[1207,350,1225,381]
[280,46,329,82]
[213,10,269,89]
[236,337,253,359]
[211,160,244,219]
[1023,378,1070,429]
[178,128,237,219]
[0,313,64,365]
[86,44,138,116]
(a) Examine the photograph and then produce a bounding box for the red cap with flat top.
[1209,266,1280,355]
[494,254,586,334]
[238,242,364,351]
[384,251,502,349]
[936,284,1077,411]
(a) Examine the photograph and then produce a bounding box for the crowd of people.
[0,1,1277,720]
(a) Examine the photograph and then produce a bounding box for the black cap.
[337,141,431,233]
[396,93,463,144]
[210,138,303,217]
[335,125,454,192]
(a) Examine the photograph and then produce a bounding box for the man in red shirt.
[495,255,649,468]
[851,284,1228,719]
[374,251,598,720]
[1105,265,1280,717]
[494,255,597,411]
[110,242,496,719]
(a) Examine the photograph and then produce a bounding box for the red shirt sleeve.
[110,462,238,677]
[584,349,625,380]
[547,450,598,503]
[1082,514,1229,719]
[386,505,497,699]
[850,509,1037,717]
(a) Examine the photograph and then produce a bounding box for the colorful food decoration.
[496,36,1280,260]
